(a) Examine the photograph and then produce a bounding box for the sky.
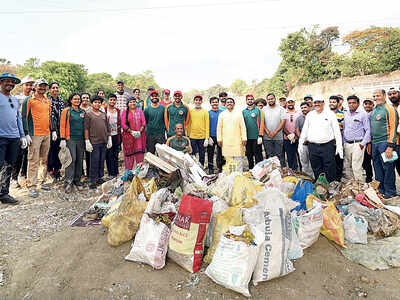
[3,0,400,92]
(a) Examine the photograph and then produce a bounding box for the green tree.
[116,70,160,92]
[85,72,114,97]
[229,79,248,96]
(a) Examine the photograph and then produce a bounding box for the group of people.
[1,71,400,205]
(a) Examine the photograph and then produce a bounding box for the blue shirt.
[343,107,371,146]
[0,92,24,138]
[209,109,222,137]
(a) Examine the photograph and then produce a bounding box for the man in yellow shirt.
[187,95,209,167]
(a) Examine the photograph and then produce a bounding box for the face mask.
[195,104,201,108]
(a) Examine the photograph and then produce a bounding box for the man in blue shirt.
[0,73,28,205]
[207,97,223,173]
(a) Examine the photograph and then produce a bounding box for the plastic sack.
[230,174,263,208]
[343,213,368,244]
[265,169,282,190]
[291,180,314,211]
[125,214,171,269]
[223,157,243,174]
[143,178,158,201]
[294,204,323,249]
[251,157,281,181]
[204,207,243,264]
[252,188,295,285]
[168,194,213,273]
[205,227,262,297]
[209,172,236,202]
[288,215,303,259]
[101,195,123,228]
[106,177,148,246]
[320,201,346,247]
[313,173,329,200]
[205,196,229,248]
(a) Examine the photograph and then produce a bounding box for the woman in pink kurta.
[121,97,146,170]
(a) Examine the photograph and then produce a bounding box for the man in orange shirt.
[22,78,53,198]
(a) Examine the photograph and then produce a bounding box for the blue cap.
[304,94,313,100]
[0,73,21,84]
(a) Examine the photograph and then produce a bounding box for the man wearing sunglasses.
[0,73,27,205]
[218,92,228,111]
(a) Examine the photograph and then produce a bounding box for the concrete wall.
[288,70,400,101]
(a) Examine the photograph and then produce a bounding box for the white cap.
[21,76,35,85]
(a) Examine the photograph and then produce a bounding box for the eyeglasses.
[8,97,14,109]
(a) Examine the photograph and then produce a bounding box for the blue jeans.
[283,139,298,170]
[263,139,285,167]
[90,143,106,184]
[190,138,205,167]
[372,142,396,196]
[0,137,20,196]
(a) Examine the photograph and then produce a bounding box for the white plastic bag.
[265,169,282,190]
[205,226,262,297]
[294,203,323,249]
[288,214,303,260]
[343,213,368,244]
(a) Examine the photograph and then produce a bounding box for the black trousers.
[0,137,20,196]
[12,147,28,180]
[335,154,344,182]
[207,136,223,172]
[362,148,373,183]
[47,138,62,174]
[245,139,263,170]
[105,135,119,177]
[146,135,166,154]
[308,140,336,183]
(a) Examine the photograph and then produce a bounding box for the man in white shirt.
[299,97,343,182]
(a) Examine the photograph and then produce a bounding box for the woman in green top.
[60,93,86,193]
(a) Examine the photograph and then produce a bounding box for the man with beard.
[262,93,286,167]
[164,91,190,137]
[296,101,313,177]
[242,94,263,170]
[362,98,374,182]
[303,94,314,109]
[388,87,400,177]
[115,80,130,111]
[218,92,228,111]
[283,99,300,170]
[144,90,166,154]
[0,73,27,205]
[329,95,344,181]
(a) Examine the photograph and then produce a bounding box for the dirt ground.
[1,179,400,300]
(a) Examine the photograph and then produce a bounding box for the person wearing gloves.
[143,90,166,154]
[84,95,111,189]
[207,97,223,174]
[60,93,85,193]
[104,94,121,179]
[370,89,398,199]
[187,95,209,168]
[299,97,342,183]
[121,97,146,171]
[47,82,65,182]
[342,95,370,181]
[242,94,264,170]
[217,98,247,160]
[283,99,300,170]
[0,73,27,204]
[22,78,53,198]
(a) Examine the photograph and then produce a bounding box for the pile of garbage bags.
[89,147,400,297]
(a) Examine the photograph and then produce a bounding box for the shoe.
[73,181,84,191]
[96,178,105,185]
[0,194,18,205]
[29,189,39,198]
[89,183,97,190]
[10,179,20,188]
[41,184,51,191]
[64,183,73,194]
[383,194,397,199]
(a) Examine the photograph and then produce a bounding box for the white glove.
[203,139,208,147]
[107,136,112,149]
[336,147,343,159]
[257,137,262,145]
[52,131,58,141]
[85,140,93,152]
[60,140,67,149]
[287,133,296,144]
[208,137,214,146]
[26,135,32,146]
[20,137,28,149]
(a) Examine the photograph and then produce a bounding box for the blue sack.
[291,180,314,211]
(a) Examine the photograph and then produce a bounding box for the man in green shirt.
[166,123,192,153]
[242,94,264,169]
[164,91,190,137]
[144,90,166,153]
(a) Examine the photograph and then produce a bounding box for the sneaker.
[41,184,51,191]
[29,189,39,198]
[89,183,97,190]
[73,181,84,191]
[10,179,20,188]
[64,183,73,194]
[0,194,18,205]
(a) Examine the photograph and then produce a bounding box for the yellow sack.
[230,174,263,208]
[283,176,299,186]
[204,207,243,264]
[143,178,157,201]
[107,177,148,246]
[320,202,345,247]
[223,158,243,175]
[101,196,122,228]
[306,194,319,210]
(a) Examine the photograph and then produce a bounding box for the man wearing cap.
[164,91,190,137]
[370,89,398,198]
[0,73,27,204]
[342,95,370,180]
[160,89,172,107]
[11,76,34,188]
[362,98,374,182]
[242,94,263,170]
[299,97,342,183]
[22,78,53,198]
[337,94,347,112]
[388,87,400,177]
[304,94,313,109]
[329,95,345,181]
[115,80,130,111]
[187,95,209,168]
[144,90,166,154]
[279,97,287,109]
[218,92,228,111]
[283,99,300,170]
[296,101,313,177]
[144,86,156,109]
[217,98,247,160]
[262,93,287,167]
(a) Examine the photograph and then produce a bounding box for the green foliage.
[86,72,114,97]
[229,79,248,96]
[116,70,160,92]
